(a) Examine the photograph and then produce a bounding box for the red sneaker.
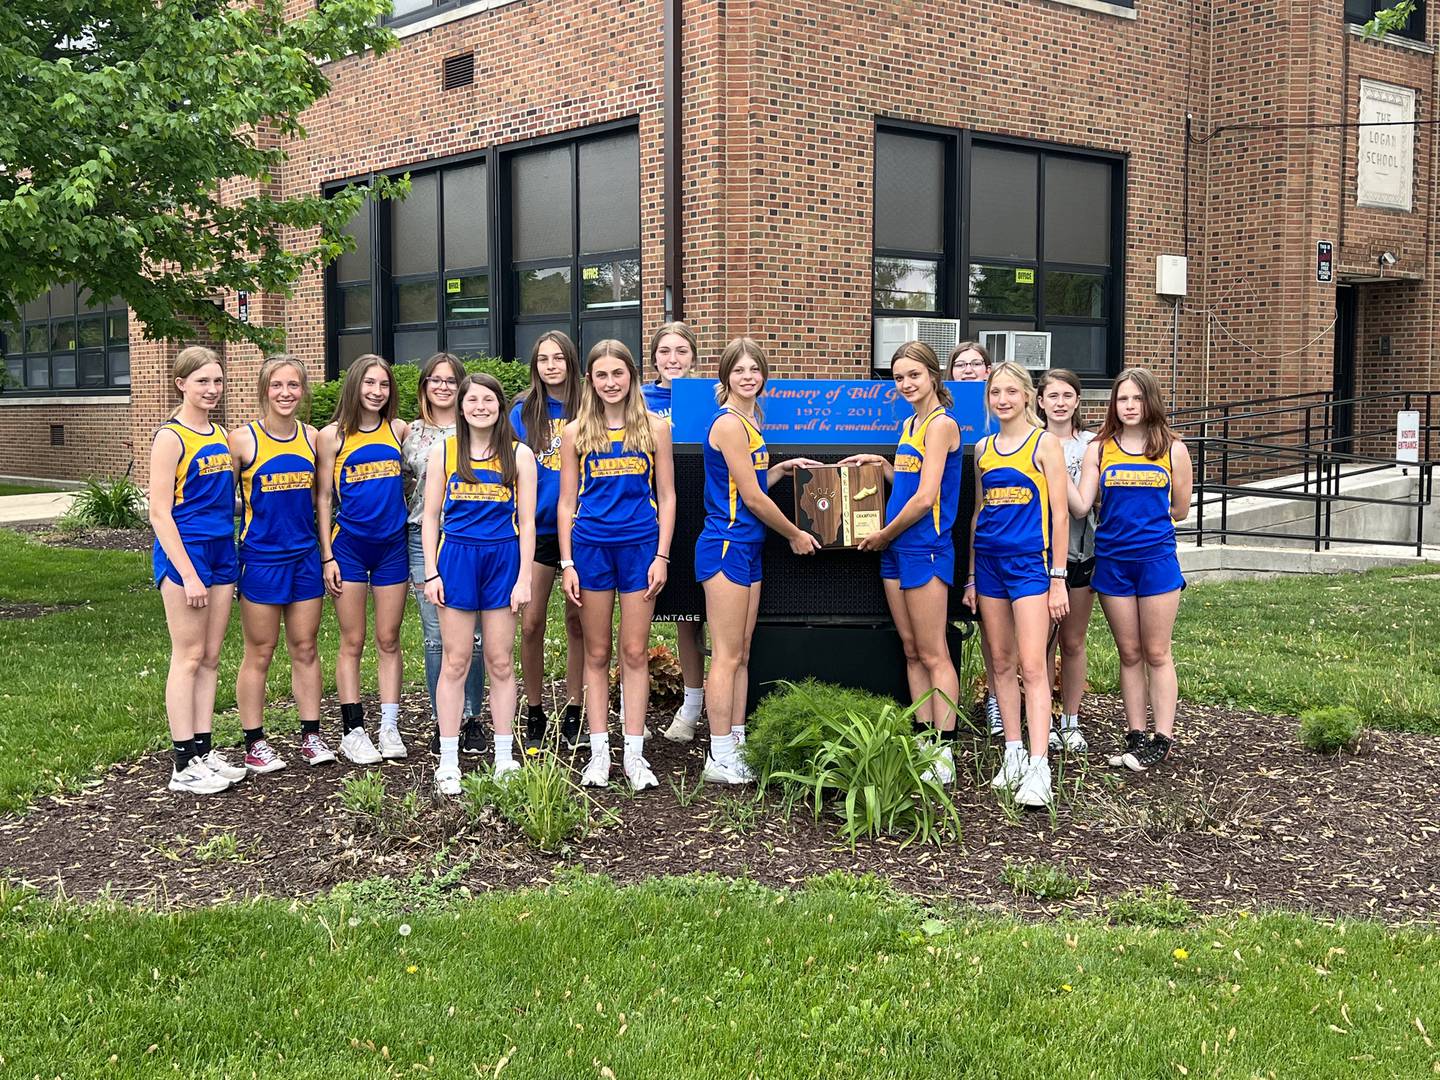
[299,732,337,767]
[244,738,287,775]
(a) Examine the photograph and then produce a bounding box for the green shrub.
[338,771,386,818]
[1000,859,1089,900]
[1298,706,1364,754]
[461,758,586,853]
[742,679,898,786]
[63,475,147,529]
[1108,884,1196,927]
[309,356,529,427]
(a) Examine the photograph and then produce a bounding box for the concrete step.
[1179,537,1440,583]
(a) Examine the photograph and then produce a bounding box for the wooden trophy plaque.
[792,464,886,549]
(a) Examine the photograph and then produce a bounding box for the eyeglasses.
[954,361,987,371]
[427,377,459,388]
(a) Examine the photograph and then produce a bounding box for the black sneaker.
[560,712,583,750]
[460,718,489,756]
[524,713,547,753]
[1122,732,1173,772]
[429,723,440,755]
[1106,728,1147,768]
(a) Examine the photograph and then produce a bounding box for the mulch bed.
[0,602,79,620]
[3,690,1437,923]
[11,523,154,552]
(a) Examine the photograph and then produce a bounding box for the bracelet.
[655,554,670,562]
[321,557,337,565]
[964,579,976,588]
[425,572,441,583]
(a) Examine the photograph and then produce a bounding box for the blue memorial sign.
[670,378,990,446]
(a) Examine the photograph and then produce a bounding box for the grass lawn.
[3,874,1439,1078]
[0,481,64,497]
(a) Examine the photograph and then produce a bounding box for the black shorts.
[534,532,562,569]
[1067,557,1096,591]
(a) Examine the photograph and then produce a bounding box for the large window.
[383,0,483,29]
[325,123,640,375]
[1,285,130,392]
[874,125,1125,381]
[1346,0,1426,41]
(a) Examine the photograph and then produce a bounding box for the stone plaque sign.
[1357,79,1415,212]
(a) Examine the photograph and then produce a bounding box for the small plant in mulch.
[1107,884,1196,928]
[1000,859,1089,900]
[461,754,598,853]
[61,475,147,530]
[742,678,897,786]
[327,855,476,916]
[1298,706,1364,755]
[608,643,686,713]
[338,771,387,819]
[193,832,247,864]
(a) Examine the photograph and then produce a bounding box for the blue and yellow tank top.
[573,429,658,546]
[440,436,518,544]
[886,406,964,552]
[509,395,567,537]
[642,382,673,421]
[700,408,769,545]
[332,422,406,539]
[239,422,316,561]
[974,427,1050,556]
[157,420,234,542]
[1095,438,1176,560]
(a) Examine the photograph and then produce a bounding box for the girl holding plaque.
[697,338,820,784]
[963,362,1070,809]
[559,341,677,792]
[842,341,964,785]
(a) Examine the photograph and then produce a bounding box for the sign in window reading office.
[1356,79,1415,212]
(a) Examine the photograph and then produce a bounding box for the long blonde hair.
[169,345,223,419]
[986,361,1041,428]
[573,340,654,457]
[334,354,397,435]
[255,354,311,420]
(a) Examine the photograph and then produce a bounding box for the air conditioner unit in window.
[979,330,1052,371]
[873,317,962,373]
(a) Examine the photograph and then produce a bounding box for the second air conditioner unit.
[979,330,1052,370]
[873,316,962,373]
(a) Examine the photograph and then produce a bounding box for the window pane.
[78,315,105,350]
[1046,271,1105,318]
[337,195,371,283]
[51,319,77,352]
[1,322,18,356]
[341,284,372,329]
[109,348,131,387]
[22,295,48,321]
[107,311,128,345]
[1045,157,1111,266]
[393,172,438,278]
[389,0,432,18]
[338,333,370,372]
[1344,0,1372,23]
[393,329,437,366]
[581,259,640,310]
[970,147,1037,261]
[25,325,47,353]
[874,256,939,311]
[516,265,572,316]
[79,350,107,386]
[51,285,76,316]
[579,132,640,255]
[968,264,1036,316]
[444,272,490,321]
[443,164,488,271]
[79,289,104,314]
[876,132,945,253]
[1049,324,1108,375]
[26,356,50,388]
[580,316,642,366]
[395,279,437,325]
[5,356,22,386]
[512,146,573,262]
[514,322,570,368]
[52,353,77,388]
[445,322,491,358]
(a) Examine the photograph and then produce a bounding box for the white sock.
[494,734,514,763]
[1030,754,1048,767]
[439,736,459,771]
[1005,740,1023,753]
[623,733,644,761]
[732,723,746,743]
[1061,713,1079,730]
[711,732,737,764]
[682,686,703,716]
[380,703,400,731]
[589,733,609,760]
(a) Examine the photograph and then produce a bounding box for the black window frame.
[872,119,1127,384]
[1345,0,1426,42]
[2,284,130,395]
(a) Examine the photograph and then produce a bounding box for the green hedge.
[310,357,530,427]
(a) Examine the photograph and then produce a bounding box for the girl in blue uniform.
[231,355,334,774]
[963,361,1070,809]
[559,340,676,792]
[698,338,819,784]
[422,373,537,796]
[843,341,964,783]
[148,346,245,795]
[316,356,411,766]
[642,321,709,744]
[510,332,585,751]
[1075,367,1192,772]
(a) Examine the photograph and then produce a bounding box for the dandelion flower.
[1173,947,1189,961]
[398,923,412,937]
[1061,984,1073,993]
[406,964,418,974]
[348,916,361,928]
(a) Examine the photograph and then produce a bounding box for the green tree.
[0,0,402,350]
[1363,1,1417,37]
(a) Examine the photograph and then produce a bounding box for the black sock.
[563,703,582,723]
[527,703,546,722]
[193,731,213,757]
[244,726,265,748]
[301,719,320,736]
[341,702,364,733]
[174,740,196,770]
[941,726,960,742]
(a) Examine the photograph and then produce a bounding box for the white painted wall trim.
[1042,0,1138,21]
[1346,23,1436,55]
[390,0,526,42]
[0,395,130,408]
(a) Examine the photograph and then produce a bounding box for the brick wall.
[0,401,133,481]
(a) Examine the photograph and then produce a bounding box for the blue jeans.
[408,525,485,721]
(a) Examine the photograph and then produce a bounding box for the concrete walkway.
[0,491,78,526]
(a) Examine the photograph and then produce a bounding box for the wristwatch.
[560,559,576,570]
[1048,567,1068,579]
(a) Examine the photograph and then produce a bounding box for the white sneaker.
[202,749,247,783]
[377,725,408,761]
[701,755,750,785]
[494,757,521,781]
[662,708,701,744]
[435,763,462,797]
[1049,726,1089,753]
[581,754,611,788]
[1015,757,1054,808]
[990,745,1028,790]
[339,727,383,765]
[168,758,230,795]
[624,755,659,792]
[921,743,956,786]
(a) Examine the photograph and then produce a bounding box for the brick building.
[2,0,1436,481]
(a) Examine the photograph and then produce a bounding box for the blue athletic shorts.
[880,544,955,590]
[573,540,656,594]
[153,536,238,589]
[696,535,763,587]
[332,528,409,587]
[1092,552,1186,598]
[437,537,521,612]
[238,548,323,606]
[973,549,1050,601]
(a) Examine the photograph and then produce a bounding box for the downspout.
[663,0,683,321]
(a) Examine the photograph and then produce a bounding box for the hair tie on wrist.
[655,554,670,562]
[426,572,441,582]
[322,557,337,565]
